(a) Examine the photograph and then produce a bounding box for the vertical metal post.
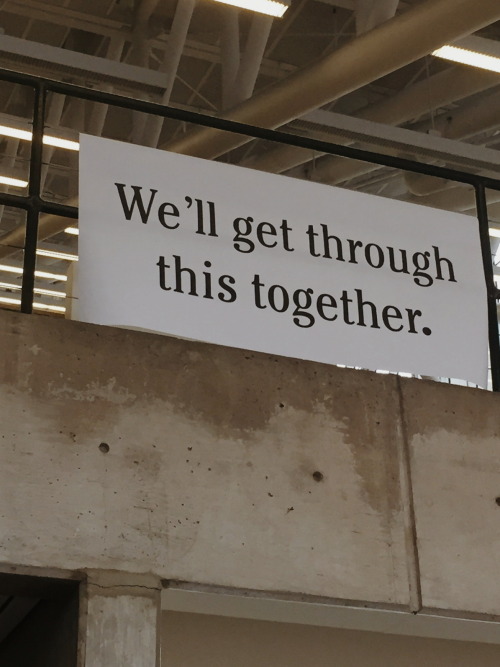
[21,83,46,314]
[475,183,500,391]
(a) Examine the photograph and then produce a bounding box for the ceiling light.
[0,125,32,141]
[0,264,68,281]
[36,249,78,261]
[211,0,289,18]
[43,136,79,151]
[0,296,21,308]
[432,36,500,74]
[0,295,65,313]
[0,175,28,188]
[0,281,65,298]
[64,227,79,236]
[33,302,66,313]
[489,228,500,239]
[35,269,68,281]
[0,124,79,151]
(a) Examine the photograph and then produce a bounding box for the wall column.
[81,571,161,667]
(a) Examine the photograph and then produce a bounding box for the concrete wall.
[0,308,499,620]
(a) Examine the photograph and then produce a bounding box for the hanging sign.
[75,134,488,386]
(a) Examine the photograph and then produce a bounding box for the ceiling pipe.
[221,9,240,109]
[244,66,500,174]
[233,15,274,106]
[141,0,197,148]
[164,0,500,159]
[220,11,273,110]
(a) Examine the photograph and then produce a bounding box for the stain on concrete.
[0,310,403,537]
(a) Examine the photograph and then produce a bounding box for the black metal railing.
[1,67,499,389]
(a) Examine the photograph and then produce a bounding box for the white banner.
[75,134,488,386]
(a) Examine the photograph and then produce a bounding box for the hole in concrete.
[312,471,324,482]
[98,442,110,454]
[495,497,500,506]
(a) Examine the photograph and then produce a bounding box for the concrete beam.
[0,308,500,623]
[0,309,412,607]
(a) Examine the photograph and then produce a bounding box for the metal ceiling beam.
[244,66,500,175]
[1,0,295,80]
[0,34,168,91]
[164,0,500,159]
[407,184,500,212]
[355,0,399,34]
[300,108,500,174]
[403,87,500,196]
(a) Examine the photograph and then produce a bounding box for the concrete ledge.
[0,309,499,618]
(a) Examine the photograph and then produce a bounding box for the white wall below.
[161,611,500,667]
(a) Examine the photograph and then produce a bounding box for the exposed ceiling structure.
[0,0,499,319]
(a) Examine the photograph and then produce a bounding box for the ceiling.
[0,0,499,316]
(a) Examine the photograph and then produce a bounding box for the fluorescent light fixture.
[211,0,289,17]
[43,136,79,151]
[33,302,66,313]
[0,125,31,141]
[0,124,79,151]
[0,263,68,281]
[433,36,500,74]
[0,295,65,313]
[0,281,65,298]
[36,248,78,262]
[35,269,68,281]
[0,175,28,188]
[489,228,500,239]
[64,227,79,236]
[0,296,21,308]
[34,302,66,313]
[34,286,66,298]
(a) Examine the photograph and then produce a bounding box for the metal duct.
[165,0,500,159]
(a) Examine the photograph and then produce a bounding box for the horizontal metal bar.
[1,67,500,191]
[39,201,79,218]
[0,194,78,220]
[0,192,31,210]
